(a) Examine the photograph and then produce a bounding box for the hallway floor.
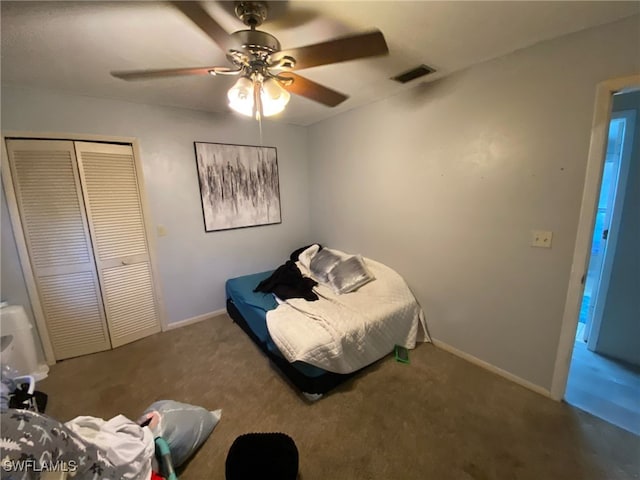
[565,323,640,436]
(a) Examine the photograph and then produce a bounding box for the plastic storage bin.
[0,304,48,380]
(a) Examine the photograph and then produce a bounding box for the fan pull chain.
[254,78,264,145]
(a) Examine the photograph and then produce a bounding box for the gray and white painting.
[195,142,281,231]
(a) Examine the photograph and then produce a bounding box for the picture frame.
[194,141,282,232]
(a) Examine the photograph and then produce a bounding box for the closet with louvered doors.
[5,139,161,360]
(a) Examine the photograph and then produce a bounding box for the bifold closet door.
[75,142,161,348]
[6,139,111,359]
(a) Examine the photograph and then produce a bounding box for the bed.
[225,246,429,398]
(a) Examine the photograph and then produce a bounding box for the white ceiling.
[2,1,639,126]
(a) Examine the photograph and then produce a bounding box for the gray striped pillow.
[327,255,375,294]
[309,248,342,283]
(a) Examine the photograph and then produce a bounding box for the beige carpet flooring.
[39,315,640,480]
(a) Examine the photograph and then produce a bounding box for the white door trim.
[1,131,169,364]
[550,74,640,401]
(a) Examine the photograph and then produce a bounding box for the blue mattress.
[225,271,326,378]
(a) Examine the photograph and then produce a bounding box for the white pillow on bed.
[298,244,321,271]
[327,255,375,294]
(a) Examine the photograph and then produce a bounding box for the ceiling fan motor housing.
[231,29,281,54]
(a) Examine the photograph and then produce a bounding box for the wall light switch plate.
[157,225,167,237]
[531,230,552,248]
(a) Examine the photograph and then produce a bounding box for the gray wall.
[594,91,640,366]
[1,87,311,330]
[307,16,640,390]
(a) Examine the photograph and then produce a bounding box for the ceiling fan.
[111,1,389,119]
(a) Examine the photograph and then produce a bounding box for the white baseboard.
[431,339,552,399]
[165,308,227,331]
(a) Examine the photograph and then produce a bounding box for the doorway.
[580,108,635,344]
[564,88,640,435]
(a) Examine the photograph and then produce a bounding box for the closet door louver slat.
[76,142,160,348]
[101,263,159,340]
[39,273,110,358]
[6,139,111,359]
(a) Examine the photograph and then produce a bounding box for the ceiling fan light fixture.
[228,76,255,116]
[260,77,290,117]
[228,75,290,118]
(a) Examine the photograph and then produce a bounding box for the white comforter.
[266,254,430,374]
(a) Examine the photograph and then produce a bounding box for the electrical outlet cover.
[531,230,553,248]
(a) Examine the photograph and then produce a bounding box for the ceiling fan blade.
[170,1,235,52]
[276,30,388,71]
[111,66,236,80]
[280,72,348,107]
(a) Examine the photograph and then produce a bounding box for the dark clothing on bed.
[289,243,322,262]
[254,260,318,301]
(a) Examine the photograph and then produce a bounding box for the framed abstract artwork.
[194,142,281,232]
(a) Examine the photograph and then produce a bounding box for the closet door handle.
[121,259,132,266]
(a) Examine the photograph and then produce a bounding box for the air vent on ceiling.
[391,64,436,84]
